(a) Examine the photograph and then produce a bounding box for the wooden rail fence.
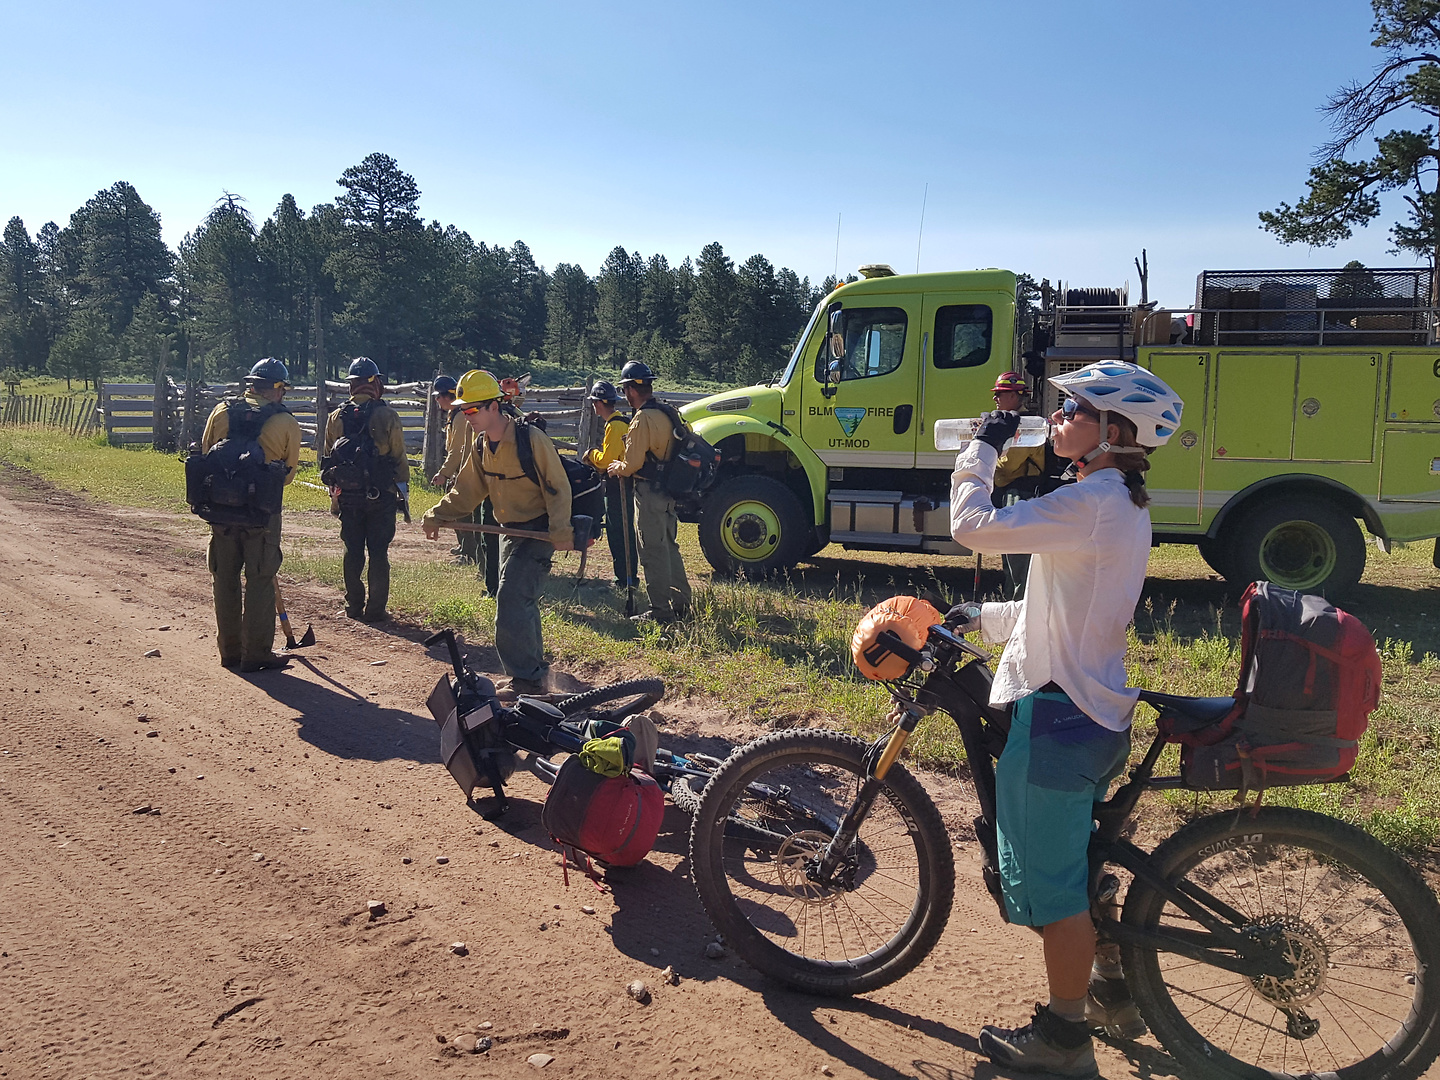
[95,380,706,471]
[0,394,101,436]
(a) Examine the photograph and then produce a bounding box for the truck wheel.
[699,475,807,578]
[1196,534,1231,579]
[1226,496,1366,596]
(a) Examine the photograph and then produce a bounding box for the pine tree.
[595,246,644,364]
[0,217,49,371]
[1260,0,1440,298]
[62,181,173,336]
[686,242,737,382]
[544,263,597,367]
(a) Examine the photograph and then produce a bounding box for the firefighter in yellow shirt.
[606,362,692,623]
[322,357,411,622]
[199,358,303,672]
[422,370,574,695]
[583,379,638,590]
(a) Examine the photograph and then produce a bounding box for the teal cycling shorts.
[994,689,1130,927]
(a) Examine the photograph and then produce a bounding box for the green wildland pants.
[494,529,553,682]
[209,513,282,663]
[339,495,398,617]
[635,483,691,618]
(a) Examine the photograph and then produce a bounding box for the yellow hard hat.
[453,369,503,408]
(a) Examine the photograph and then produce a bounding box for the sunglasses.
[1060,398,1100,423]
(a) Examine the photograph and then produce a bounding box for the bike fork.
[812,707,921,885]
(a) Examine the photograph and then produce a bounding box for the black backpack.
[513,420,606,531]
[640,399,721,497]
[320,400,394,496]
[185,400,289,527]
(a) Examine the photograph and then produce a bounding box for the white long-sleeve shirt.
[949,440,1149,731]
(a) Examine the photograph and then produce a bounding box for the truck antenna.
[833,212,842,282]
[915,183,929,274]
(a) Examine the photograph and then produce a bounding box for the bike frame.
[815,626,1296,982]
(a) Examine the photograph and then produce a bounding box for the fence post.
[421,372,444,479]
[314,378,329,454]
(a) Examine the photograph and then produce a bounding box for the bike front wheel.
[688,728,954,996]
[1122,806,1440,1080]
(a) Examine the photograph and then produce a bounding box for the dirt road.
[0,466,1171,1080]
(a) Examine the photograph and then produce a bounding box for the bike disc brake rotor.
[773,830,842,904]
[1249,916,1329,1008]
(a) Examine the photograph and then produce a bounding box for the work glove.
[945,602,983,634]
[973,410,1021,452]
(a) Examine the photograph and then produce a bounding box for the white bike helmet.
[1048,361,1184,451]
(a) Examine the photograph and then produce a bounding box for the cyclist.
[947,360,1184,1077]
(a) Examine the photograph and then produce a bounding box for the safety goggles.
[1059,397,1101,423]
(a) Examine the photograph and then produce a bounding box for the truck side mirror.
[828,308,845,362]
[823,359,842,398]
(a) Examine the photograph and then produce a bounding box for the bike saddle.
[1136,690,1235,731]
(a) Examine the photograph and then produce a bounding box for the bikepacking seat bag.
[1164,582,1382,795]
[425,672,517,802]
[639,399,721,498]
[185,400,288,527]
[542,754,663,871]
[320,400,392,496]
[513,419,606,530]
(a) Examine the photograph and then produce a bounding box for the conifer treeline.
[0,152,837,388]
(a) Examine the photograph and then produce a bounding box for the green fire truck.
[677,264,1440,595]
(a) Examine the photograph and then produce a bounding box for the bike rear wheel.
[553,679,664,722]
[688,729,954,996]
[1122,806,1440,1080]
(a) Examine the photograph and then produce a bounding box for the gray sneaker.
[979,1005,1098,1079]
[1086,974,1147,1039]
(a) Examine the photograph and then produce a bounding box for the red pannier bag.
[542,756,664,873]
[1164,582,1382,796]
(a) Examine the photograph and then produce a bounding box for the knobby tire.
[1121,806,1440,1080]
[688,729,954,997]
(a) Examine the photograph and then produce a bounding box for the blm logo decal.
[834,408,866,437]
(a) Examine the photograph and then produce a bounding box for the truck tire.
[1224,495,1366,596]
[699,474,807,578]
[1196,534,1231,580]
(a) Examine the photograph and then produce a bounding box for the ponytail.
[1108,414,1151,508]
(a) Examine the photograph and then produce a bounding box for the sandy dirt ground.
[0,465,1188,1080]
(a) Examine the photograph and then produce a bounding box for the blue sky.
[0,0,1418,306]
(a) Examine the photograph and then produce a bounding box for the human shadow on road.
[760,989,979,1080]
[254,660,442,766]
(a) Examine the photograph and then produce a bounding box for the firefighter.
[583,379,638,590]
[323,357,410,622]
[421,369,574,695]
[606,361,691,623]
[429,374,482,566]
[200,357,302,672]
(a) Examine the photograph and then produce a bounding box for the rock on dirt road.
[0,465,1167,1079]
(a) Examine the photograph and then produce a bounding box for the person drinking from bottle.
[947,360,1184,1078]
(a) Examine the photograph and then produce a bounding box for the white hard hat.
[1048,361,1184,448]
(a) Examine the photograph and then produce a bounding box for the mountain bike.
[686,620,1440,1080]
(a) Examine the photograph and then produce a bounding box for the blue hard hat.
[246,357,290,387]
[619,360,654,385]
[432,375,458,395]
[588,379,620,405]
[347,356,381,380]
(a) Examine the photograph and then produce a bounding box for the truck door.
[1142,353,1208,524]
[914,292,1015,468]
[801,299,920,468]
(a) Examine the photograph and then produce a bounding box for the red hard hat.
[992,372,1027,394]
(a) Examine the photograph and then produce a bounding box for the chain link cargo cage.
[1192,267,1434,348]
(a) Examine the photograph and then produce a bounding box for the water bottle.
[933,415,1050,453]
